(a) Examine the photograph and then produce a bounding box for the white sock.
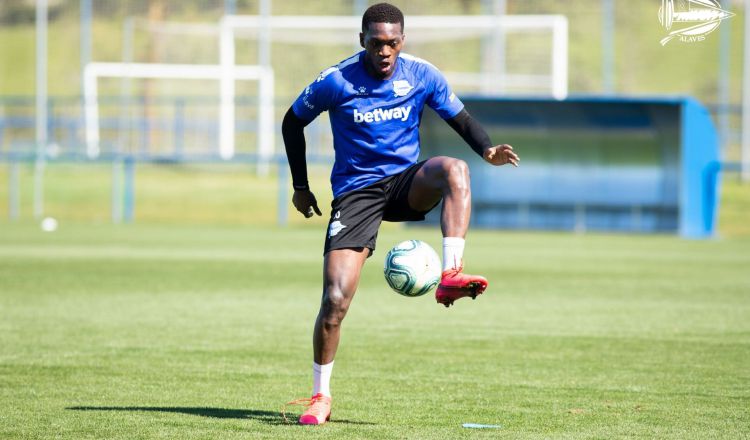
[312,361,334,397]
[442,237,465,271]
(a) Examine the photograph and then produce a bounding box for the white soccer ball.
[383,240,441,297]
[40,217,58,232]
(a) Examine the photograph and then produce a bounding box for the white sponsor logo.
[329,220,346,237]
[302,86,314,109]
[658,0,734,46]
[356,86,368,96]
[353,106,412,123]
[393,80,413,97]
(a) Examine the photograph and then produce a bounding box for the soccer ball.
[383,240,441,297]
[40,217,58,232]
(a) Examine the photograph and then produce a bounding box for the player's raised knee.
[443,158,470,189]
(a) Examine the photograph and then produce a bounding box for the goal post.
[83,61,274,167]
[219,14,568,100]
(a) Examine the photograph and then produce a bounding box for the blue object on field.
[419,95,720,238]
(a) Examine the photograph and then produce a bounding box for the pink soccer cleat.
[435,267,488,307]
[284,393,332,425]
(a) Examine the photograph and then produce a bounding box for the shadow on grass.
[66,406,375,426]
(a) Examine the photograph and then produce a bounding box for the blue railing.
[0,95,295,161]
[1,96,742,162]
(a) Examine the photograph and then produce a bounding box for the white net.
[223,15,567,97]
[86,11,567,159]
[222,14,568,157]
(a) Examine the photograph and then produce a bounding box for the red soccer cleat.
[435,267,488,307]
[284,393,332,425]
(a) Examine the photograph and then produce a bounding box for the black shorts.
[324,161,439,255]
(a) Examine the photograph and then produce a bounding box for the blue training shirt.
[291,51,464,198]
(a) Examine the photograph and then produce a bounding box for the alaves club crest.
[393,80,413,97]
[659,0,734,46]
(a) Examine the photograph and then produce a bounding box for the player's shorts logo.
[658,0,734,46]
[328,220,346,238]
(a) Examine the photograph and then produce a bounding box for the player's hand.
[483,144,519,167]
[292,189,323,218]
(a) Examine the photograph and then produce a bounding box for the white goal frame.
[83,61,274,164]
[219,14,568,99]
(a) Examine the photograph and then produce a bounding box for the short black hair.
[361,3,404,33]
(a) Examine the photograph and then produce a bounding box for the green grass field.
[2,2,749,436]
[1,222,748,439]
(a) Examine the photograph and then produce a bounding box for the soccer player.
[282,3,519,425]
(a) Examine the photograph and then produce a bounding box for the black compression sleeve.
[445,108,493,157]
[281,107,312,190]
